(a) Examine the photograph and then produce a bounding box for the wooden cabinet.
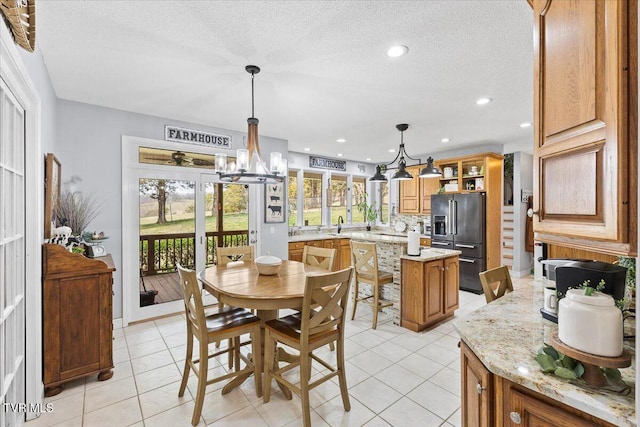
[399,166,421,213]
[399,165,441,214]
[420,176,441,214]
[400,256,459,331]
[434,153,502,196]
[461,340,617,427]
[420,237,431,247]
[443,256,459,314]
[339,238,352,270]
[323,239,340,270]
[461,341,493,427]
[42,244,115,396]
[531,0,637,256]
[288,241,306,262]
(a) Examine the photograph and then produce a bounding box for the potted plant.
[356,193,379,231]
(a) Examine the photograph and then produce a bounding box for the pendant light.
[419,157,442,178]
[215,65,285,184]
[370,124,424,182]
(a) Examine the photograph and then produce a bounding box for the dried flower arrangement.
[55,191,100,236]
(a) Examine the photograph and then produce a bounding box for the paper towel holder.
[407,229,421,256]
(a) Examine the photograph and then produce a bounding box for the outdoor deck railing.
[140,230,249,275]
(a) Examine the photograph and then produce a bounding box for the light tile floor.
[28,276,533,427]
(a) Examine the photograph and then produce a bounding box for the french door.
[123,138,255,323]
[0,78,26,426]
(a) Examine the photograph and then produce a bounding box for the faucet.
[337,216,344,234]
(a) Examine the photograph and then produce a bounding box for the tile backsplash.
[390,213,431,235]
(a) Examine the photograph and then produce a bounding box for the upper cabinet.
[531,0,637,256]
[398,154,500,215]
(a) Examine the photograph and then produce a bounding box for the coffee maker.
[540,259,627,323]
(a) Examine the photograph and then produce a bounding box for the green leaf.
[535,354,556,373]
[560,354,575,369]
[573,363,585,378]
[554,367,578,380]
[584,287,594,296]
[603,368,622,381]
[542,346,559,360]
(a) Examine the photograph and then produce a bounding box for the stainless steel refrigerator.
[430,192,486,293]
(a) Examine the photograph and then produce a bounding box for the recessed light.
[337,153,343,157]
[519,122,532,128]
[336,138,346,143]
[366,158,372,161]
[303,147,311,151]
[476,97,493,105]
[386,45,409,58]
[388,149,396,153]
[441,138,450,143]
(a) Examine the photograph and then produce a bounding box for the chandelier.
[215,65,285,184]
[370,124,442,182]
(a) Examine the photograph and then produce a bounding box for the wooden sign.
[309,156,346,171]
[165,126,232,148]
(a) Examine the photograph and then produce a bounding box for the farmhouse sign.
[309,156,347,171]
[165,126,232,148]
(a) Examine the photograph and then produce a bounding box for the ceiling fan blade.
[192,158,215,166]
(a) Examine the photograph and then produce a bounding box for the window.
[352,177,366,223]
[330,175,347,225]
[303,172,323,226]
[287,171,297,226]
[379,181,389,224]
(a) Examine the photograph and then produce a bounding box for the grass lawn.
[140,213,249,235]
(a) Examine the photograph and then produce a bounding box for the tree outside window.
[352,177,366,223]
[330,175,347,225]
[303,172,322,226]
[287,171,297,226]
[379,181,389,223]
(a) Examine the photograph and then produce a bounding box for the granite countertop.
[289,231,420,244]
[453,279,636,426]
[400,248,461,261]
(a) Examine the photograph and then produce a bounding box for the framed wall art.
[44,153,61,239]
[264,182,285,223]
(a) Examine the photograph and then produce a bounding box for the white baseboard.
[113,318,123,329]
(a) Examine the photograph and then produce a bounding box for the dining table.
[198,259,328,398]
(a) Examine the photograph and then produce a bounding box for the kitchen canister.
[443,167,453,179]
[558,289,623,357]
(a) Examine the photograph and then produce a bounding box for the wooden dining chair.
[301,246,338,351]
[263,267,354,427]
[350,241,393,329]
[479,265,513,303]
[176,264,262,426]
[213,244,257,363]
[216,245,255,266]
[301,246,337,271]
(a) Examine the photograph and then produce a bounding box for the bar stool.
[350,241,393,329]
[479,265,513,303]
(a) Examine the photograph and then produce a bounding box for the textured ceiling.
[37,1,533,163]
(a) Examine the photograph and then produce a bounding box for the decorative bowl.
[255,255,282,275]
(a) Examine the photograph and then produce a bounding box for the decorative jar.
[558,289,623,357]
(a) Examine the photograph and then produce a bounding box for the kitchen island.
[289,232,453,326]
[454,279,635,426]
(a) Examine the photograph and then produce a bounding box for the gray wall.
[56,100,288,319]
[18,48,58,154]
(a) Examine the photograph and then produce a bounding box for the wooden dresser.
[42,244,116,396]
